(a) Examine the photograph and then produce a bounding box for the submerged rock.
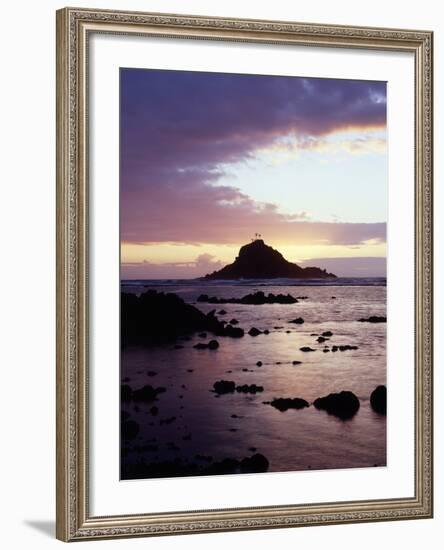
[269,397,309,411]
[197,291,299,305]
[193,342,208,349]
[160,416,177,425]
[370,385,387,414]
[248,327,262,337]
[358,316,386,323]
[236,384,264,394]
[300,346,316,352]
[322,331,333,337]
[314,391,360,419]
[289,317,304,324]
[193,339,220,350]
[338,344,358,351]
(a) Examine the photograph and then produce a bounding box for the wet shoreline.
[121,283,386,480]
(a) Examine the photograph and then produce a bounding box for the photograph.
[0,0,437,545]
[53,5,433,541]
[119,68,388,480]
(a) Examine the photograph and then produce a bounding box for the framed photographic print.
[56,7,433,542]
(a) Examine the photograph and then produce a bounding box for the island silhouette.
[203,239,336,280]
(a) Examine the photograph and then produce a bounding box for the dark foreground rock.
[197,291,298,305]
[203,239,335,280]
[300,346,316,352]
[248,327,262,336]
[131,384,166,402]
[121,383,166,403]
[314,391,360,419]
[121,453,270,479]
[122,420,139,440]
[224,325,245,337]
[268,397,309,411]
[370,385,387,414]
[239,453,269,473]
[358,316,387,323]
[213,380,236,394]
[121,290,229,347]
[121,384,133,402]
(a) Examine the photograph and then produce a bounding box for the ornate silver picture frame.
[56,7,433,542]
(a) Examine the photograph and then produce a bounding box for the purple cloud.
[120,69,386,246]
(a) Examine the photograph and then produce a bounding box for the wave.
[121,277,386,288]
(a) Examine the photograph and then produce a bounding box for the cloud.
[121,253,224,279]
[120,69,387,246]
[260,132,386,159]
[121,167,386,246]
[194,253,224,272]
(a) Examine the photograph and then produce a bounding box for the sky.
[120,68,387,279]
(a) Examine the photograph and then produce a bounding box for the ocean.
[120,278,386,479]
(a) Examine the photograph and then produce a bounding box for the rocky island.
[203,239,336,280]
